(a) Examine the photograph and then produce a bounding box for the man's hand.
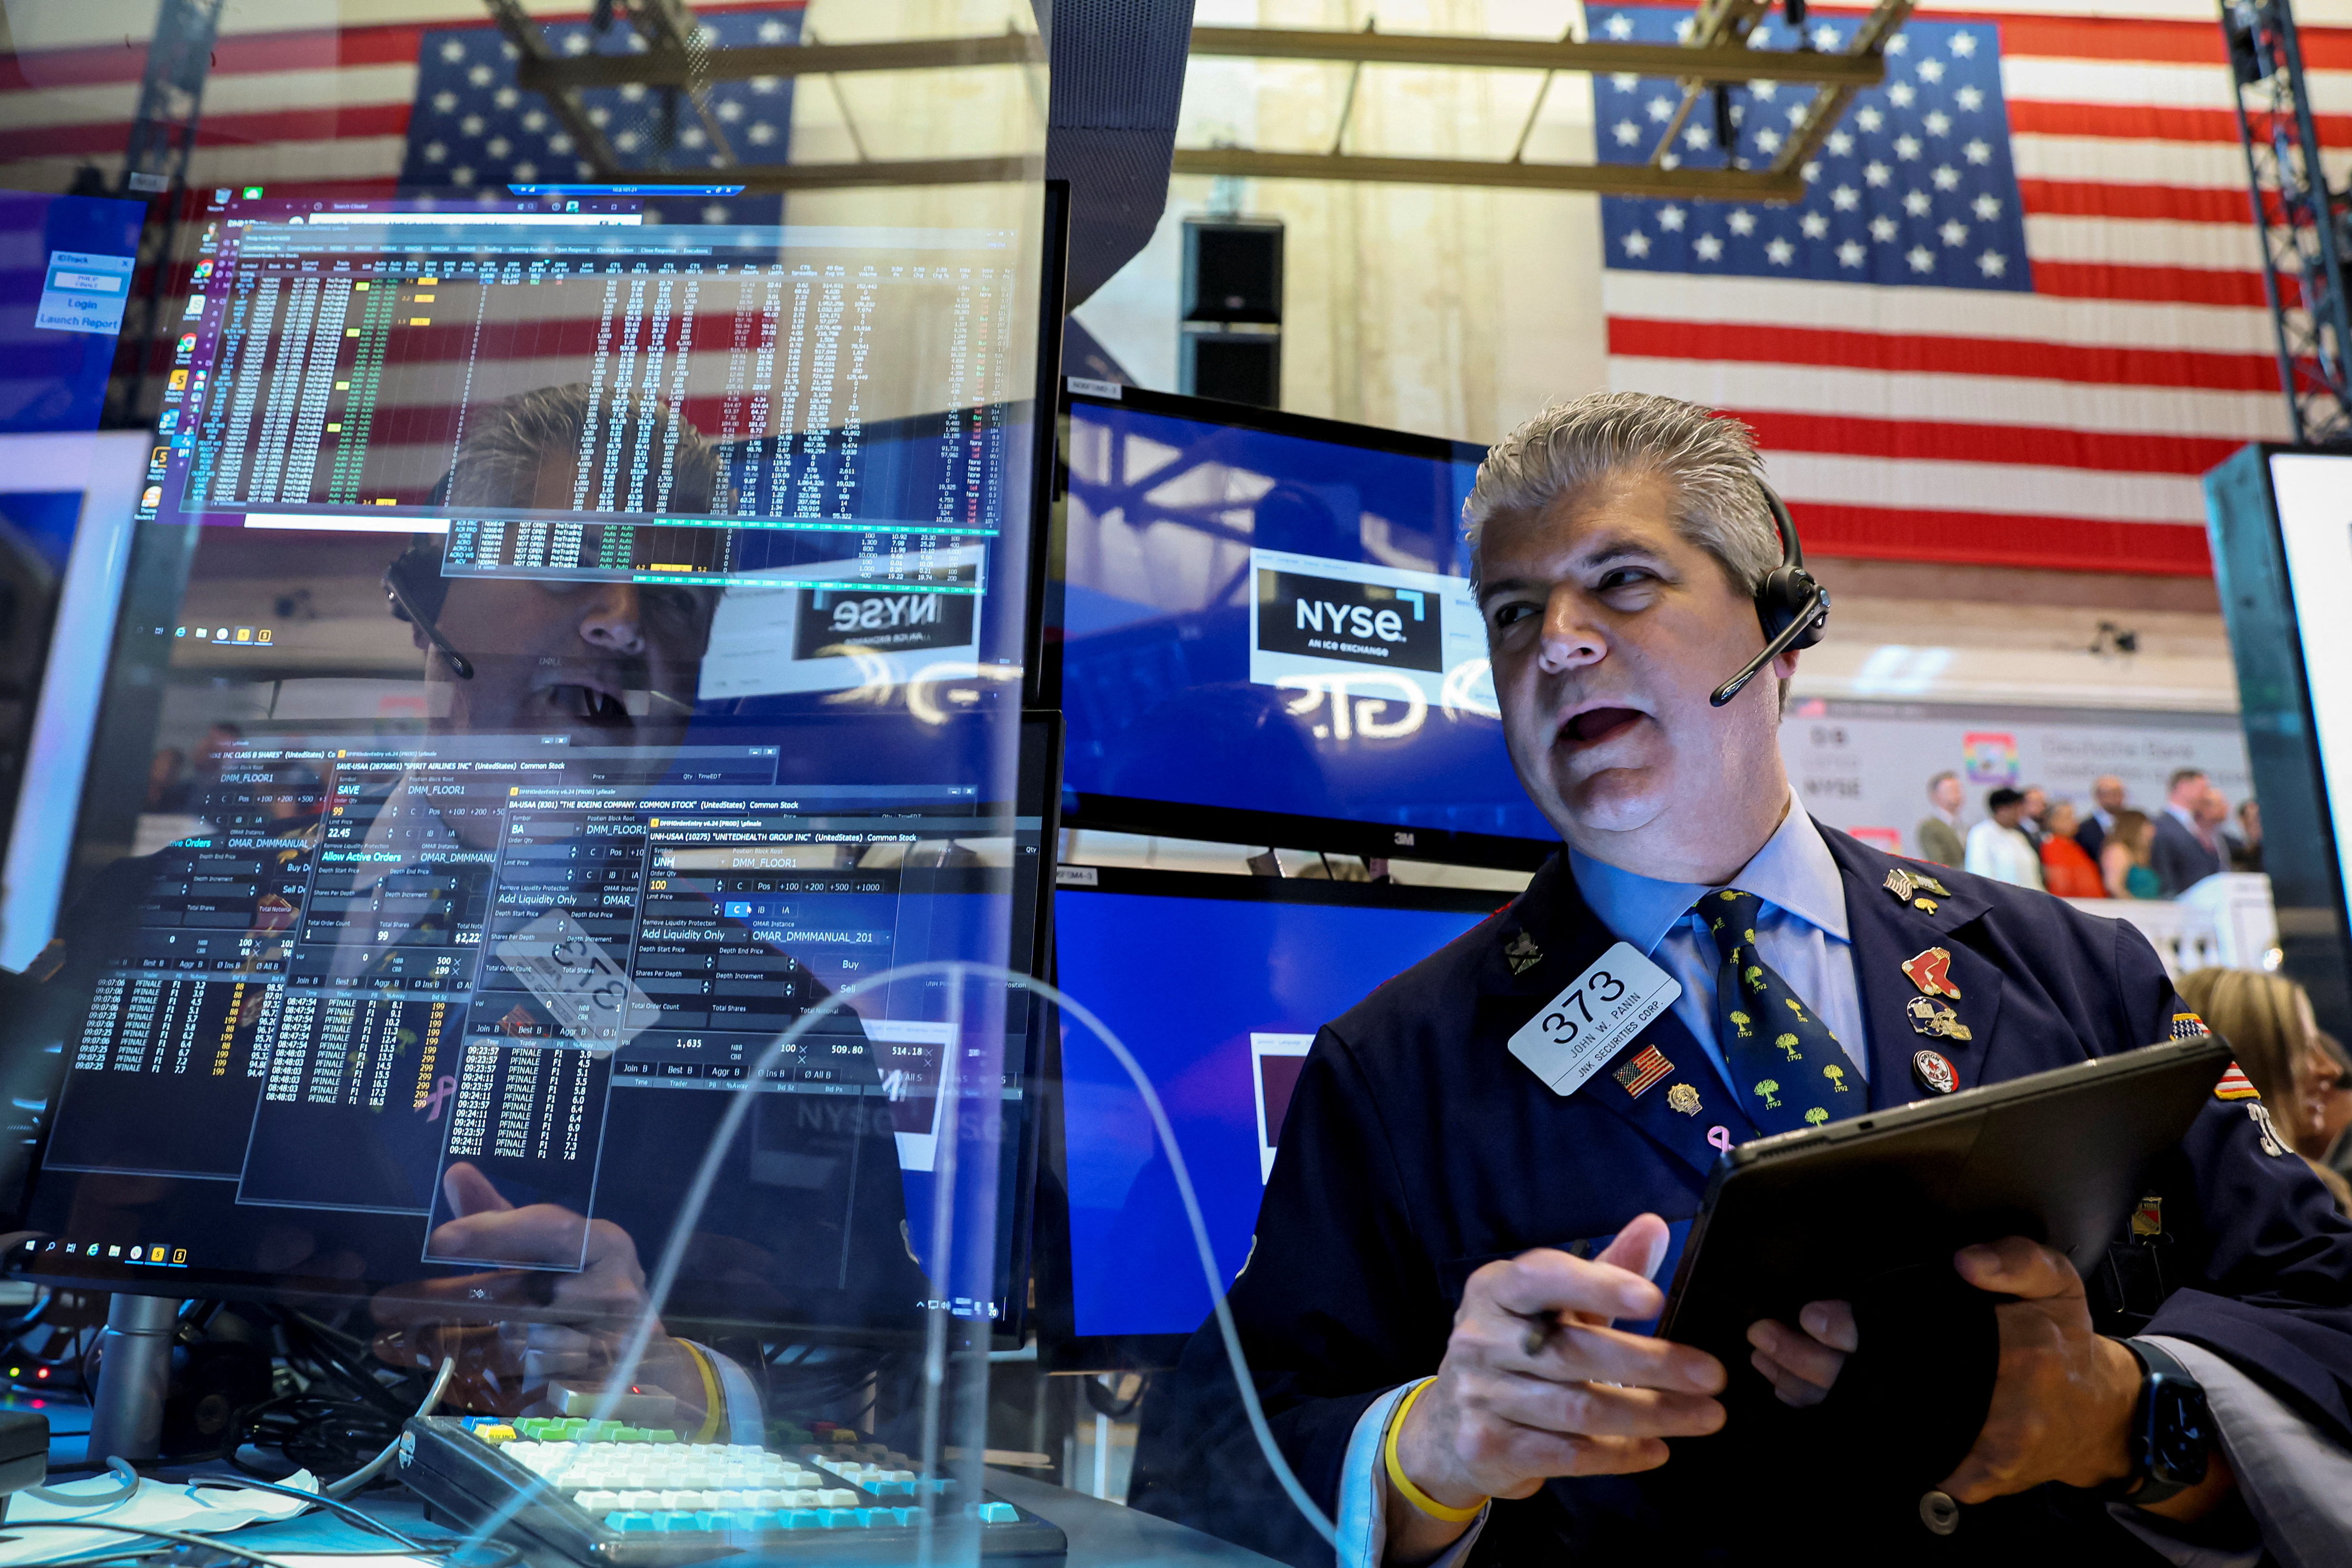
[1935,1238,2144,1500]
[1384,1214,1726,1564]
[1752,1239,2234,1522]
[372,1162,706,1424]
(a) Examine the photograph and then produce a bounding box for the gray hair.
[446,382,719,515]
[1462,392,1778,597]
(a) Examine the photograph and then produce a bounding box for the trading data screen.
[1057,387,1550,862]
[147,220,1018,602]
[1051,871,1492,1344]
[25,725,1043,1330]
[5,197,1050,1341]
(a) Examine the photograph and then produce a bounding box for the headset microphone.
[384,543,476,680]
[1710,482,1828,709]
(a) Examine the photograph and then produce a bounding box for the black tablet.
[1657,1034,2236,1366]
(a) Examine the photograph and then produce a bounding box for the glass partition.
[0,2,1055,1557]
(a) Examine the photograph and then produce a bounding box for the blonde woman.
[2177,966,2352,1211]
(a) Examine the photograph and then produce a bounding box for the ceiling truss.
[491,12,1910,197]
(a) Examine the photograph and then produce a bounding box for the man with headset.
[1131,393,2352,1564]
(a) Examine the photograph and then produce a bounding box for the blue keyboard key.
[653,1512,700,1533]
[976,1501,1019,1524]
[604,1512,657,1533]
[819,1509,860,1529]
[888,1507,920,1527]
[783,1510,823,1530]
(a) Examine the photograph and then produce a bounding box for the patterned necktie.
[1694,888,1869,1135]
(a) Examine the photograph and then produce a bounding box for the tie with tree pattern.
[1694,888,1868,1135]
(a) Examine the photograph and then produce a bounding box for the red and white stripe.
[0,0,803,199]
[1607,5,2352,576]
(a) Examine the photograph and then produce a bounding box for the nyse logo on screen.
[1257,570,1442,672]
[795,588,976,660]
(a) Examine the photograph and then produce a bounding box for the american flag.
[1591,3,2347,578]
[400,8,804,225]
[0,1,801,214]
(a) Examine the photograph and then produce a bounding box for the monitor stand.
[84,1291,177,1466]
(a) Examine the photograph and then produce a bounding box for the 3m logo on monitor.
[794,588,976,660]
[1255,570,1441,672]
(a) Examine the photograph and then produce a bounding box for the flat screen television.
[1050,384,1554,868]
[1037,865,1500,1369]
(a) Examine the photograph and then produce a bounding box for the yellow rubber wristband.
[1383,1378,1487,1524]
[679,1340,724,1444]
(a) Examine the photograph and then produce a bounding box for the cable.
[179,1475,448,1554]
[323,1356,454,1499]
[524,960,1344,1555]
[437,963,1338,1558]
[26,1455,141,1508]
[0,1520,309,1568]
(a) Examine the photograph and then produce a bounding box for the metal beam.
[1768,0,1916,178]
[702,156,1040,190]
[513,25,1880,92]
[517,30,1043,91]
[1188,25,1884,85]
[1170,147,1806,199]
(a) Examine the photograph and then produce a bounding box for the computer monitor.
[0,206,1057,1360]
[1039,867,1500,1368]
[1052,384,1552,868]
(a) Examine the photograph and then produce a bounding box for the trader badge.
[1666,1083,1702,1116]
[1911,1048,1959,1096]
[1901,947,1963,1000]
[1905,995,1973,1043]
[1503,930,1543,976]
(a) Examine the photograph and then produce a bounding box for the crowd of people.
[1916,767,2261,898]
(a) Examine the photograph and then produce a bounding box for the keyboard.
[397,1415,1069,1565]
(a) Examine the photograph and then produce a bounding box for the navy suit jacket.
[2149,811,2223,896]
[1131,824,2352,1565]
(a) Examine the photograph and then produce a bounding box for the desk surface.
[219,1466,1287,1568]
[983,1470,1284,1568]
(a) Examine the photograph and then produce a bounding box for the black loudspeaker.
[1181,217,1284,408]
[1183,219,1283,324]
[1186,336,1281,408]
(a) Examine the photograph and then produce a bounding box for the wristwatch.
[2104,1337,2214,1509]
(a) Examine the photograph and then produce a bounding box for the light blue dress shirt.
[1569,793,1869,1088]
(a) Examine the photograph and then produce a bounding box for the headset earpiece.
[385,542,451,626]
[383,541,473,680]
[1755,563,1828,651]
[1710,480,1830,707]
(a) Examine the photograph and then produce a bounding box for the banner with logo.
[1782,699,2253,861]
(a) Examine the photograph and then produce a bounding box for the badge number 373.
[1507,941,1682,1098]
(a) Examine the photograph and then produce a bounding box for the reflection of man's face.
[417,454,712,754]
[424,577,707,752]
